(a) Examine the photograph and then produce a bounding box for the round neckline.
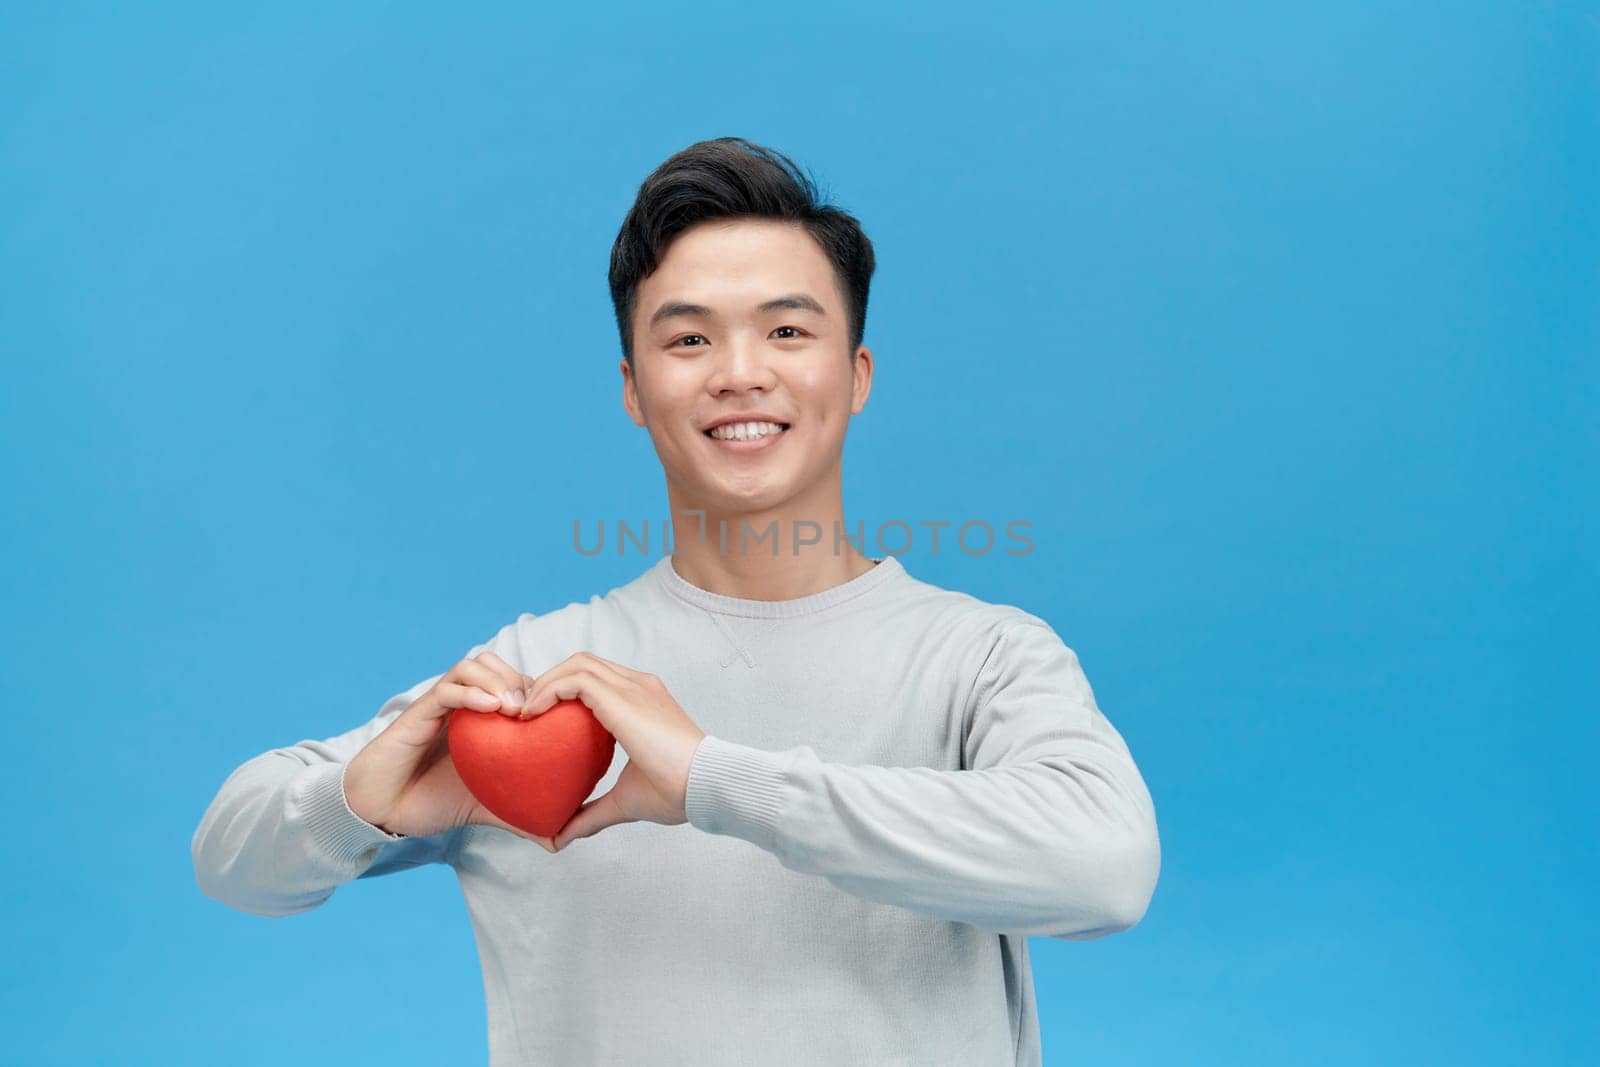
[651,554,906,619]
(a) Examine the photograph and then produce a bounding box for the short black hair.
[608,136,876,370]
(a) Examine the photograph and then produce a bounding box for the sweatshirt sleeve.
[190,623,519,918]
[683,618,1161,940]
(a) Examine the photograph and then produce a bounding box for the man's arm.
[683,618,1161,940]
[190,629,511,918]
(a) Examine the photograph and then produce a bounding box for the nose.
[706,334,779,396]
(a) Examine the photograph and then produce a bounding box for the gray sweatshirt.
[191,554,1161,1065]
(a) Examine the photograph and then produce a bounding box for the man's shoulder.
[887,564,1057,643]
[536,555,669,615]
[470,560,667,668]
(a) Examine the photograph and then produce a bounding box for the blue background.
[2,3,1594,1063]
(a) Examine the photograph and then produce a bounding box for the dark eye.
[673,334,707,347]
[773,326,807,339]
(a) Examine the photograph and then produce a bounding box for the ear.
[850,345,874,415]
[621,358,646,427]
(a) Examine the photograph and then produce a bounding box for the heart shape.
[447,698,616,837]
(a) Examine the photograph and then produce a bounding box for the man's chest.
[630,614,982,768]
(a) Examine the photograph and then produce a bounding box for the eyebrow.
[647,292,828,329]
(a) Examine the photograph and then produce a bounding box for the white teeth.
[708,420,786,441]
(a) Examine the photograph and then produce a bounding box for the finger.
[398,676,496,726]
[574,652,638,684]
[452,657,528,714]
[525,656,632,715]
[524,667,617,719]
[473,650,532,693]
[434,680,508,715]
[553,789,628,850]
[542,651,633,688]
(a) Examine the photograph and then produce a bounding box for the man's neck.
[665,498,876,602]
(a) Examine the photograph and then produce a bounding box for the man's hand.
[343,651,558,850]
[519,652,707,850]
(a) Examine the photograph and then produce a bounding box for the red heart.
[447,698,616,837]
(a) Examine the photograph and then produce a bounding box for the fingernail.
[503,689,524,710]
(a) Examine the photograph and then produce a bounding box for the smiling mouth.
[703,422,791,441]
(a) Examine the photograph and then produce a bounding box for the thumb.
[553,789,629,851]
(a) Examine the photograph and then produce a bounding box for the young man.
[192,136,1162,1066]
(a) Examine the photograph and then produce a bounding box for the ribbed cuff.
[683,735,790,852]
[289,761,406,869]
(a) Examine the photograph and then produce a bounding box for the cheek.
[790,366,853,410]
[806,383,856,430]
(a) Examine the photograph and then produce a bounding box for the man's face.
[621,218,872,521]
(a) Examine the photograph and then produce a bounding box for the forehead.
[636,219,837,318]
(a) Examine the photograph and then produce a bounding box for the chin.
[709,490,794,516]
[683,479,798,516]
